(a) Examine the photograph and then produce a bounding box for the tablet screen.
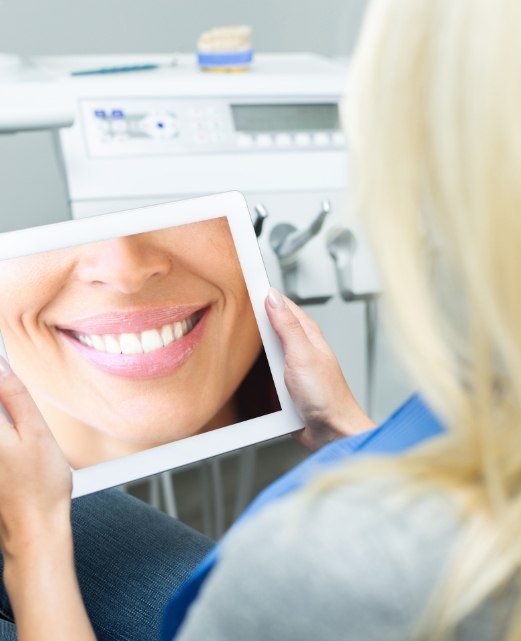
[0,215,281,470]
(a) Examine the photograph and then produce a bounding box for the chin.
[101,414,210,446]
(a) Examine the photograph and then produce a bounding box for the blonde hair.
[319,0,521,638]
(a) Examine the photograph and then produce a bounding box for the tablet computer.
[0,191,302,497]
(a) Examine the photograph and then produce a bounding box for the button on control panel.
[274,133,292,147]
[236,133,254,147]
[140,112,179,139]
[81,99,346,158]
[313,132,330,146]
[294,132,312,147]
[256,134,273,148]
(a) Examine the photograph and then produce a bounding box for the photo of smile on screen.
[0,192,302,496]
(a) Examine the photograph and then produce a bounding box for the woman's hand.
[0,357,95,641]
[0,357,72,561]
[265,289,375,451]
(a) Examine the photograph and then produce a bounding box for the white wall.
[0,0,366,57]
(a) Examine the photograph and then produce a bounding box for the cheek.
[0,279,36,334]
[225,284,262,369]
[0,270,68,369]
[201,251,259,341]
[0,261,60,329]
[0,251,73,315]
[0,294,46,340]
[0,264,26,301]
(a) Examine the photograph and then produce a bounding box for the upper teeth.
[74,317,196,355]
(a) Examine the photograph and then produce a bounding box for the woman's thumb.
[265,288,310,358]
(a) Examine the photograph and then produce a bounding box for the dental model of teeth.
[74,316,197,355]
[197,25,252,53]
[197,25,253,72]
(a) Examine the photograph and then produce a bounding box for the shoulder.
[177,477,461,641]
[227,478,459,608]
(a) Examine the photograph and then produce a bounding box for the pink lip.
[59,304,205,335]
[59,308,210,380]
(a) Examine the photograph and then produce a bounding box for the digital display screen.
[0,217,281,469]
[231,103,339,132]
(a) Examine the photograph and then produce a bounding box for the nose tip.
[77,236,171,293]
[111,269,162,295]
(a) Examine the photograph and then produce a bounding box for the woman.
[0,0,519,639]
[0,217,279,468]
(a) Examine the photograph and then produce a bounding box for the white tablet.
[0,191,302,497]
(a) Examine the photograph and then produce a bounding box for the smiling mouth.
[63,309,204,355]
[57,306,209,379]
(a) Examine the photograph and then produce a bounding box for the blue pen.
[71,64,161,77]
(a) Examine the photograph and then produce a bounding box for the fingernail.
[0,356,11,379]
[267,288,286,309]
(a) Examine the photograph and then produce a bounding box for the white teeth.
[78,335,91,347]
[173,321,184,340]
[91,335,106,352]
[120,333,143,355]
[141,329,163,353]
[105,334,122,354]
[161,324,175,346]
[73,312,200,355]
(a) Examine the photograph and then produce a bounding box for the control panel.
[80,98,345,158]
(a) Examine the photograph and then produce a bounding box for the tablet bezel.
[0,191,303,497]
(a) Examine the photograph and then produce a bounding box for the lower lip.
[60,310,209,380]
